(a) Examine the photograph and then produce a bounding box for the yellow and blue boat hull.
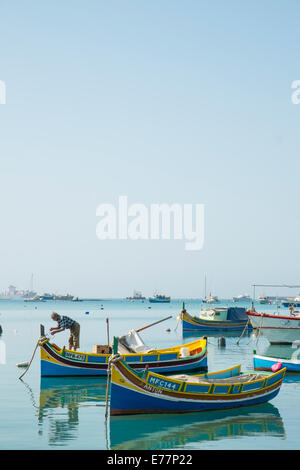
[181,309,252,332]
[39,337,208,377]
[110,359,285,415]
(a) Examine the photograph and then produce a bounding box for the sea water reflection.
[37,377,107,447]
[29,372,286,450]
[109,404,285,450]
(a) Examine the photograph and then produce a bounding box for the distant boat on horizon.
[201,275,219,304]
[24,293,80,302]
[126,290,146,301]
[203,294,219,304]
[281,296,300,308]
[232,294,251,302]
[149,293,171,303]
[258,296,271,304]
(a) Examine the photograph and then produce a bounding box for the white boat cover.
[117,329,154,354]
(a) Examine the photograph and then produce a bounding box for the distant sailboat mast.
[203,274,207,302]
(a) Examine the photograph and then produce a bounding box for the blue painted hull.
[41,360,108,376]
[41,355,208,377]
[110,382,281,414]
[281,302,300,308]
[182,318,251,332]
[254,355,300,373]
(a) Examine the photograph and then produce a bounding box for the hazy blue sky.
[0,1,300,298]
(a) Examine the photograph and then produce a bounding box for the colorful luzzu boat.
[180,304,252,333]
[109,357,285,416]
[39,328,207,377]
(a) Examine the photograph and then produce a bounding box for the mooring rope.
[236,318,251,345]
[255,313,265,346]
[18,338,41,380]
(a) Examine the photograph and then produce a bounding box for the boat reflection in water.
[109,403,285,450]
[182,330,252,341]
[38,377,107,446]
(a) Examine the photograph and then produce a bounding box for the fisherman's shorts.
[69,321,80,349]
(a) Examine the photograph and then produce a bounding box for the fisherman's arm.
[50,327,64,335]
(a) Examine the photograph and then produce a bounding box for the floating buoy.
[218,337,226,347]
[271,362,282,372]
[16,362,29,368]
[85,311,89,315]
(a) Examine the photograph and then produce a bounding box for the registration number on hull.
[147,375,180,391]
[64,351,86,362]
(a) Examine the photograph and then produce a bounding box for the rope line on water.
[18,338,40,380]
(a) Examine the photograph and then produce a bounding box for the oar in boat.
[135,315,173,333]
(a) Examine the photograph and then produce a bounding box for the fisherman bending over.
[50,312,80,351]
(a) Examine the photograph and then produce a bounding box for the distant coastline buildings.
[0,284,36,300]
[0,285,79,301]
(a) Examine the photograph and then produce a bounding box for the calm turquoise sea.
[0,299,299,450]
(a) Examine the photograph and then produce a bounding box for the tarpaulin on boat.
[117,329,154,353]
[227,307,248,321]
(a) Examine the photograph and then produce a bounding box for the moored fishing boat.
[180,303,252,332]
[253,342,300,373]
[246,310,300,344]
[39,326,207,377]
[109,357,286,416]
